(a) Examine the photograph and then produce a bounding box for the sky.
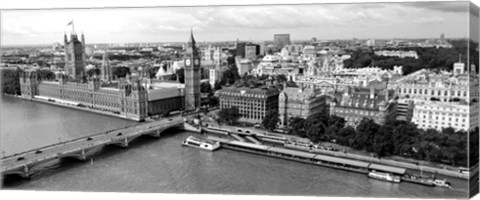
[0,1,476,45]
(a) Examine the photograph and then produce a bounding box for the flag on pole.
[67,20,73,26]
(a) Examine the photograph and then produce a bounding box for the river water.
[0,95,469,198]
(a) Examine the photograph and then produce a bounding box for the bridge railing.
[1,118,183,160]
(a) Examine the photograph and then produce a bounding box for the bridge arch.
[144,124,184,138]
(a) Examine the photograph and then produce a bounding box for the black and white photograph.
[0,0,479,199]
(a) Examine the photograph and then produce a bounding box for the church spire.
[188,28,196,45]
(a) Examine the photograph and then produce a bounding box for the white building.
[374,50,419,59]
[209,65,223,88]
[412,100,478,131]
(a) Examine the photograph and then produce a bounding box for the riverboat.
[182,136,221,151]
[401,174,435,186]
[368,171,401,183]
[432,179,451,188]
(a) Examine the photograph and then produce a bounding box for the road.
[1,117,183,173]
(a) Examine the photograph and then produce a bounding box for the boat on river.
[182,136,221,151]
[368,170,401,183]
[401,174,435,186]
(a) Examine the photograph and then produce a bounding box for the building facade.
[412,100,478,131]
[330,87,397,126]
[184,30,201,111]
[245,44,257,60]
[64,33,86,80]
[395,64,478,103]
[218,86,280,124]
[273,34,291,49]
[100,49,113,82]
[147,87,184,116]
[19,70,148,121]
[278,84,327,127]
[209,65,223,88]
[396,99,414,121]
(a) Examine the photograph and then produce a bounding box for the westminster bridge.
[1,117,184,179]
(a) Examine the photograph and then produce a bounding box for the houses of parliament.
[19,31,201,121]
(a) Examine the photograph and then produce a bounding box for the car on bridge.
[35,150,43,154]
[16,156,25,161]
[117,133,123,136]
[87,137,93,141]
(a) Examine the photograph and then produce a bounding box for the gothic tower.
[184,30,201,111]
[64,32,86,80]
[101,48,112,82]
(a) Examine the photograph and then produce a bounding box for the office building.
[278,83,327,127]
[218,86,280,124]
[330,87,396,126]
[273,34,291,49]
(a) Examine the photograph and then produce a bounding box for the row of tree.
[1,68,56,95]
[1,68,22,95]
[343,39,479,75]
[285,110,471,167]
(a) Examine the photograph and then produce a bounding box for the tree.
[1,68,22,95]
[213,81,222,90]
[86,68,100,77]
[275,74,288,82]
[371,124,395,157]
[328,115,346,128]
[200,82,212,93]
[262,110,280,131]
[175,68,185,83]
[220,65,240,85]
[36,69,56,80]
[208,96,219,107]
[288,117,306,137]
[112,66,131,78]
[337,126,356,147]
[306,122,326,143]
[305,109,330,128]
[217,106,240,125]
[391,122,419,156]
[352,118,380,150]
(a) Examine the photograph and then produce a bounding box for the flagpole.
[72,21,75,35]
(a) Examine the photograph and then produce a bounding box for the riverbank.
[12,95,142,122]
[203,125,471,180]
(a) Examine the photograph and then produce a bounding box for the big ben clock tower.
[184,29,201,111]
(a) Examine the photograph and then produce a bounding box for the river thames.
[0,95,469,198]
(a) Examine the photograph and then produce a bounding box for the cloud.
[403,1,469,13]
[0,3,470,45]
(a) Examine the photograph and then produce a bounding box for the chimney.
[370,87,375,99]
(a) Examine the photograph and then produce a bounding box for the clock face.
[185,59,191,66]
[194,59,200,65]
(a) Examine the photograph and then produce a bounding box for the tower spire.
[188,28,196,45]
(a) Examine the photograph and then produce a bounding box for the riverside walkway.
[1,117,184,179]
[203,124,471,180]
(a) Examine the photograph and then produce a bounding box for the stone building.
[278,83,327,127]
[19,70,148,121]
[412,100,478,131]
[64,32,86,80]
[184,30,201,111]
[330,87,397,126]
[218,86,280,124]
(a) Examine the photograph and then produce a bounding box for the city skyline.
[1,1,476,45]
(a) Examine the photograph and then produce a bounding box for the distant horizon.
[1,2,478,46]
[1,36,471,48]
